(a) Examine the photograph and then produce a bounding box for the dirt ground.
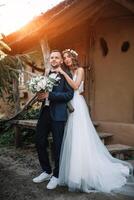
[0,145,133,200]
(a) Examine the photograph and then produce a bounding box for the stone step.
[106,144,134,159]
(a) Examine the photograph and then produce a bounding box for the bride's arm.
[57,67,84,90]
[45,68,50,76]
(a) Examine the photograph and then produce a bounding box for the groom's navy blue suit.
[36,71,74,178]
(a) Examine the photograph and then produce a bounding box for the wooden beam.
[113,0,134,14]
[43,0,108,40]
[40,38,50,69]
[14,125,22,148]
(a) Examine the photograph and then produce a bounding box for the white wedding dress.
[58,74,134,195]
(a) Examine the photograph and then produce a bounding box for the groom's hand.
[37,92,49,101]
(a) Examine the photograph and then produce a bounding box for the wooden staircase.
[95,122,134,159]
[11,119,134,160]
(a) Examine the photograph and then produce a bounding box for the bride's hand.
[55,67,64,75]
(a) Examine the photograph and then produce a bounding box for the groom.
[33,50,74,189]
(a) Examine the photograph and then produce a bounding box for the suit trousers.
[36,106,65,178]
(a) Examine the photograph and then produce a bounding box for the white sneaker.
[46,176,58,189]
[32,172,52,183]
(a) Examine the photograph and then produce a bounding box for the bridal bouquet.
[28,73,60,93]
[27,73,60,105]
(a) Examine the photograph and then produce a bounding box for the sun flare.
[0,0,63,35]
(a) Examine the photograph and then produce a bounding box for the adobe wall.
[93,18,134,123]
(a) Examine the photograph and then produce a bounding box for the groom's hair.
[50,49,61,54]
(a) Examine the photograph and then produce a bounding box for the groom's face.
[49,52,63,68]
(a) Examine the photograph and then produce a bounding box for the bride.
[55,49,134,194]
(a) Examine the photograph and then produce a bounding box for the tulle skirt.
[58,91,134,195]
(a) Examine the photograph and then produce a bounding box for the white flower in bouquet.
[27,73,60,94]
[27,75,46,93]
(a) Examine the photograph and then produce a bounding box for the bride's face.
[63,52,73,67]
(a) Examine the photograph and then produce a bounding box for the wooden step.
[107,144,134,159]
[47,132,113,146]
[93,121,99,128]
[107,144,133,153]
[12,119,37,128]
[12,120,110,145]
[98,132,113,144]
[12,119,99,129]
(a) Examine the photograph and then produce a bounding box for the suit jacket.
[40,71,74,121]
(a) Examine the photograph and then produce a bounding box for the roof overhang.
[4,0,134,54]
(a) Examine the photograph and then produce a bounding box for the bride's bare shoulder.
[77,67,84,71]
[77,67,84,75]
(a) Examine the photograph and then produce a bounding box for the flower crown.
[62,49,78,57]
